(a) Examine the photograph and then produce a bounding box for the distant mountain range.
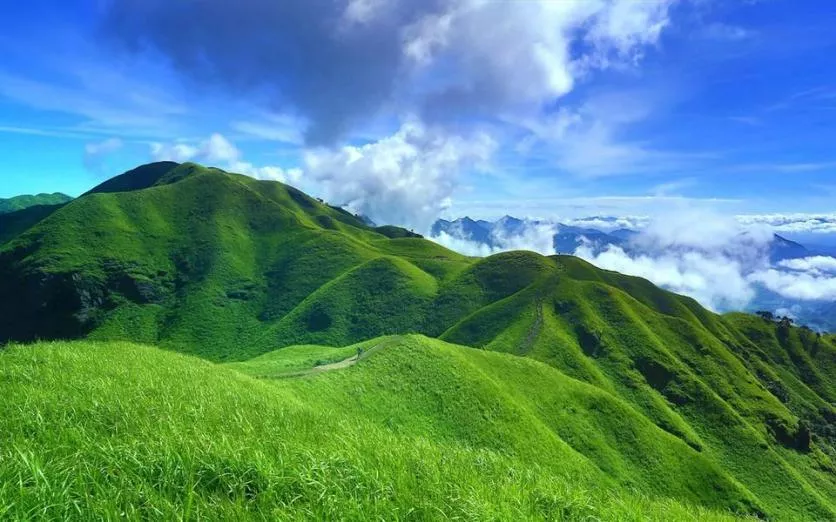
[433,216,811,263]
[433,216,835,331]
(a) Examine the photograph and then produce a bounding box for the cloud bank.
[430,211,836,313]
[433,221,558,257]
[573,212,836,309]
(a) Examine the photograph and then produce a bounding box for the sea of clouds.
[430,211,836,314]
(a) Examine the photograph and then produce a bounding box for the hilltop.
[0,162,835,520]
[0,192,72,214]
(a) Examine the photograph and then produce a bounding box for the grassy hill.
[1,162,835,519]
[0,192,73,243]
[0,337,755,520]
[0,192,72,214]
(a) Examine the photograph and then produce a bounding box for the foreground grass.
[0,340,750,521]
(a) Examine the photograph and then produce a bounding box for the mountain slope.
[0,192,73,244]
[1,162,835,519]
[0,337,755,520]
[0,162,467,359]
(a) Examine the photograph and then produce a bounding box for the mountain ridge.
[0,192,72,214]
[0,163,834,520]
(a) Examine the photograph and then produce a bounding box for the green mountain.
[0,192,73,244]
[0,192,72,214]
[1,162,835,520]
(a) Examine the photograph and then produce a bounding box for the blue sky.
[2,0,836,229]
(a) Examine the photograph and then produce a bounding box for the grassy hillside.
[0,192,72,214]
[1,162,835,519]
[0,162,468,358]
[0,202,67,244]
[0,192,72,244]
[0,338,754,521]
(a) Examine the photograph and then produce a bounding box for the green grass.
[225,343,359,377]
[1,162,835,519]
[0,338,755,521]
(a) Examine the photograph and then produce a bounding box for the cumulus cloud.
[150,133,301,183]
[101,0,680,144]
[303,120,494,230]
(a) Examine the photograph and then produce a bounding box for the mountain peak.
[84,161,183,195]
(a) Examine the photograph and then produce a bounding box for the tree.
[756,311,775,322]
[778,316,794,329]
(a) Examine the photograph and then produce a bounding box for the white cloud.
[749,269,836,301]
[571,210,771,310]
[303,120,495,230]
[736,213,836,234]
[563,212,836,308]
[575,242,756,310]
[585,0,673,61]
[510,89,707,178]
[104,0,680,143]
[431,221,558,257]
[778,256,836,274]
[229,162,303,184]
[231,114,305,145]
[564,216,650,231]
[149,133,299,183]
[150,142,199,163]
[431,232,496,257]
[201,133,240,163]
[431,208,836,313]
[491,222,558,256]
[634,210,773,260]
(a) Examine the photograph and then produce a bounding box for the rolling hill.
[1,162,835,520]
[0,192,72,214]
[0,337,758,521]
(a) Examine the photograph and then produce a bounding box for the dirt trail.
[519,298,543,355]
[273,340,390,379]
